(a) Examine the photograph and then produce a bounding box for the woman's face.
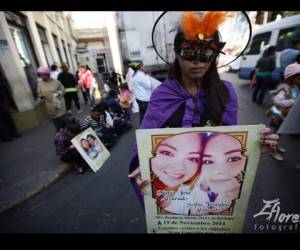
[178,42,212,80]
[201,134,246,194]
[151,132,202,188]
[81,139,90,149]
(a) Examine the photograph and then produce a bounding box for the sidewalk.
[0,104,90,216]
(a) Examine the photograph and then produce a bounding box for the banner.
[136,125,263,233]
[71,127,110,172]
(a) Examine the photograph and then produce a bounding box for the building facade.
[75,28,113,75]
[0,11,78,132]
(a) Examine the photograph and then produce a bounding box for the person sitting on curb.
[54,118,87,174]
[104,89,132,135]
[265,63,300,161]
[118,83,133,124]
[81,102,117,149]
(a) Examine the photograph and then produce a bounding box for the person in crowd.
[81,102,116,149]
[252,46,276,105]
[108,71,120,93]
[280,39,300,79]
[118,83,133,123]
[125,60,140,114]
[0,80,21,142]
[0,103,21,142]
[278,93,300,171]
[103,89,132,135]
[54,118,87,174]
[76,65,88,105]
[128,11,279,208]
[58,63,82,115]
[78,65,95,109]
[131,61,152,123]
[265,63,300,160]
[37,66,68,132]
[50,64,60,80]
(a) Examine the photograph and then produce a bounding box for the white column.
[43,13,59,64]
[25,11,48,66]
[0,12,35,111]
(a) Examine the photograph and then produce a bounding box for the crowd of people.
[32,62,143,174]
[251,39,300,161]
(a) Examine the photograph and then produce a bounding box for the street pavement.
[0,72,299,233]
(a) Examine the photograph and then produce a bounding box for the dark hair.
[61,63,69,72]
[87,134,96,140]
[119,83,129,91]
[263,46,276,57]
[108,89,117,98]
[92,101,107,113]
[66,118,82,135]
[168,30,230,125]
[51,64,57,71]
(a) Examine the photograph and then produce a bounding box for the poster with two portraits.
[136,125,263,234]
[71,127,110,172]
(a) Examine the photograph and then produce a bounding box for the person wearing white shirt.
[131,64,152,123]
[50,64,60,80]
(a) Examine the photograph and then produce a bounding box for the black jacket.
[57,72,78,89]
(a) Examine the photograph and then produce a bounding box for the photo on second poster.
[71,127,110,172]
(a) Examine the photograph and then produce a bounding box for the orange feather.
[181,12,202,40]
[201,11,226,38]
[180,11,227,40]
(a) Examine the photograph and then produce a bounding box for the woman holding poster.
[128,11,280,208]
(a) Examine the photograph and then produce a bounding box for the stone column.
[0,11,35,111]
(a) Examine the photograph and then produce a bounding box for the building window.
[61,39,69,65]
[130,50,141,59]
[6,11,39,99]
[96,54,108,73]
[52,34,63,65]
[37,24,53,67]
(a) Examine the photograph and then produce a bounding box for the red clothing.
[79,70,93,90]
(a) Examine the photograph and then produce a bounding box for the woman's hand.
[260,127,279,154]
[128,167,150,195]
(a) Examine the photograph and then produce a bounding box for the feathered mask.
[180,11,228,41]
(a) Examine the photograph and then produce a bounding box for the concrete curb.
[0,163,73,217]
